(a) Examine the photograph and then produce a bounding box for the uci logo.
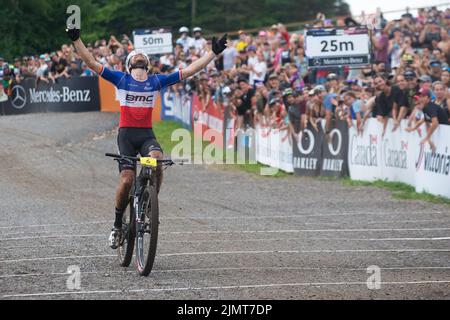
[11,85,27,109]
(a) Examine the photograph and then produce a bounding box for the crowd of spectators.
[1,6,449,148]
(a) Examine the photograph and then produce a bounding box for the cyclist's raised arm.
[66,27,103,75]
[181,34,227,80]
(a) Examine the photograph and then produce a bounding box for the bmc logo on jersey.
[125,94,154,103]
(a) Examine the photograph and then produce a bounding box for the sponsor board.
[160,87,192,129]
[292,123,323,176]
[321,120,349,177]
[415,124,450,198]
[3,77,100,115]
[254,124,293,173]
[191,93,224,147]
[348,119,383,181]
[133,31,173,55]
[305,27,371,68]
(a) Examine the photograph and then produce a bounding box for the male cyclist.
[66,26,227,249]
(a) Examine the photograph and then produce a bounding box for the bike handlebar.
[105,153,183,166]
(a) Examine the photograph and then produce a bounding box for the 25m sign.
[305,28,371,68]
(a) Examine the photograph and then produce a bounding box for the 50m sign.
[134,32,173,55]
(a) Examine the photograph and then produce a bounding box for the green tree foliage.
[0,0,350,61]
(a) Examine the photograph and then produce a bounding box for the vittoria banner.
[415,123,450,198]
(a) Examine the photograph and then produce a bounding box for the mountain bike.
[106,153,176,276]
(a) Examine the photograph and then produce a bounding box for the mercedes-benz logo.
[11,85,26,109]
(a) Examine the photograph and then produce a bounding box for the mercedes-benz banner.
[3,77,100,115]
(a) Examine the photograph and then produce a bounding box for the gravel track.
[0,112,449,300]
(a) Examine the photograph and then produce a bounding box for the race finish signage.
[133,28,173,55]
[305,27,371,69]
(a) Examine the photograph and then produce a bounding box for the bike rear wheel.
[117,197,136,267]
[135,184,159,276]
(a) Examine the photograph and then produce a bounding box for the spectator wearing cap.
[283,88,303,134]
[406,88,449,152]
[267,73,281,102]
[236,30,248,52]
[192,27,207,56]
[36,54,50,84]
[237,78,255,129]
[249,50,267,87]
[418,74,433,94]
[429,60,442,82]
[373,73,409,134]
[176,26,194,54]
[12,58,23,84]
[402,71,419,114]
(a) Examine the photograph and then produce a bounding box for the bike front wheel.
[135,184,159,276]
[118,197,136,267]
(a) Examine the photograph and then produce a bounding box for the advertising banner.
[160,87,191,129]
[3,77,100,115]
[292,123,323,176]
[305,27,371,68]
[320,120,349,177]
[415,124,450,198]
[192,94,224,147]
[133,31,173,55]
[348,119,383,181]
[279,129,294,173]
[380,120,421,186]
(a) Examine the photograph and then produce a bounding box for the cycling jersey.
[100,66,182,128]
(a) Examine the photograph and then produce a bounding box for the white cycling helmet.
[193,27,202,33]
[125,50,150,73]
[179,26,189,34]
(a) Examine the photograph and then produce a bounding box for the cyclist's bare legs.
[115,170,134,211]
[149,150,163,194]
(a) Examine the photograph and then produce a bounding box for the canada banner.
[191,94,224,148]
[348,118,422,185]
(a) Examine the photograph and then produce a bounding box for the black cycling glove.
[66,27,80,42]
[212,34,227,55]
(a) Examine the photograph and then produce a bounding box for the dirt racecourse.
[0,112,449,300]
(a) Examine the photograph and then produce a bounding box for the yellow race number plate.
[140,157,158,167]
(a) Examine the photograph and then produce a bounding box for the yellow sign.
[140,157,158,167]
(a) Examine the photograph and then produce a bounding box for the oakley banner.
[292,123,323,176]
[321,120,349,177]
[3,77,100,115]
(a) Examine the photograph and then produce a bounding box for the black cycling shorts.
[117,127,163,172]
